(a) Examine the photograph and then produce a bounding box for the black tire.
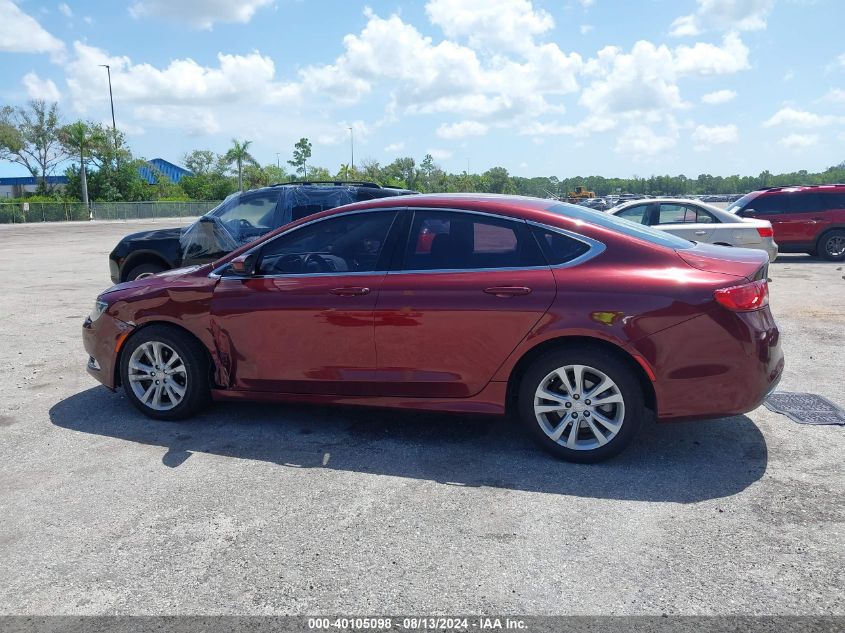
[517,346,645,463]
[124,262,166,281]
[817,230,845,261]
[119,325,210,421]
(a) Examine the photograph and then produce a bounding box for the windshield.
[546,202,694,250]
[726,192,758,214]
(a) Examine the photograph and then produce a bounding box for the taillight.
[714,279,769,311]
[756,226,774,238]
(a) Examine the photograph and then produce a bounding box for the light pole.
[348,126,354,180]
[276,152,281,169]
[99,64,118,152]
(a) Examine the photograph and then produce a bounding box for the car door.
[209,209,401,395]
[371,209,557,398]
[651,203,717,242]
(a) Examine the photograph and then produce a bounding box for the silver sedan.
[608,198,778,261]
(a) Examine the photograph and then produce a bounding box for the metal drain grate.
[764,392,845,425]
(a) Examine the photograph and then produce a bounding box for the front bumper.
[83,313,135,390]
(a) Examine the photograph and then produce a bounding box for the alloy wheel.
[825,235,845,258]
[127,341,188,411]
[533,364,625,451]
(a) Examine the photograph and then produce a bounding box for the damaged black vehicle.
[108,181,416,283]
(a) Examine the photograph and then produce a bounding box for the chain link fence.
[0,200,222,224]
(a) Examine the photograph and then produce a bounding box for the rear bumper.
[630,307,784,421]
[82,313,134,390]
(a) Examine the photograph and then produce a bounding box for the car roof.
[252,181,416,195]
[752,184,845,195]
[609,197,740,222]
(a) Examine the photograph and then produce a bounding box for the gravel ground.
[0,220,842,615]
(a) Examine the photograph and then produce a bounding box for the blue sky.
[1,0,844,178]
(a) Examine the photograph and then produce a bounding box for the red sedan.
[83,194,783,462]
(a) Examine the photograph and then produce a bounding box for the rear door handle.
[329,286,370,296]
[483,286,532,297]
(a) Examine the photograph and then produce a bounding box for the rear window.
[546,202,694,250]
[726,192,758,214]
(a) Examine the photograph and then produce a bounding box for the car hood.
[121,227,183,243]
[100,264,210,298]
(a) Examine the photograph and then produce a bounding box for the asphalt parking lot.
[0,219,842,615]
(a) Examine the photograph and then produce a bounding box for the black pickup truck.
[108,181,415,283]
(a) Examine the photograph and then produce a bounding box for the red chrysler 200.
[83,194,784,462]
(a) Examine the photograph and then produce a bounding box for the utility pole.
[276,152,281,169]
[99,64,118,152]
[349,126,354,179]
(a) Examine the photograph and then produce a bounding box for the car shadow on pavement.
[50,387,768,503]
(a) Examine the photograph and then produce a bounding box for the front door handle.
[329,286,370,296]
[694,230,707,236]
[483,286,532,297]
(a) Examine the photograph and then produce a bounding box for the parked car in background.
[108,181,416,282]
[726,185,845,261]
[609,198,778,261]
[84,194,782,463]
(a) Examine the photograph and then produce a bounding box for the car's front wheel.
[124,262,166,281]
[518,347,645,463]
[818,230,845,261]
[119,325,210,420]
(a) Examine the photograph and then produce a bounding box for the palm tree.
[225,139,256,191]
[58,121,105,206]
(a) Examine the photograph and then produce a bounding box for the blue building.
[0,175,68,198]
[138,158,193,184]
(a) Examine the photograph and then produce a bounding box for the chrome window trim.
[209,206,607,280]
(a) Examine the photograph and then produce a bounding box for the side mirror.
[229,252,258,276]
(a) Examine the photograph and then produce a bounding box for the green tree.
[224,139,256,191]
[58,121,108,206]
[288,137,312,178]
[0,100,66,193]
[183,149,218,175]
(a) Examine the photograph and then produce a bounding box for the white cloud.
[837,53,845,68]
[763,107,842,128]
[425,0,554,53]
[779,133,818,149]
[22,72,61,101]
[670,0,774,37]
[820,88,845,104]
[133,105,219,136]
[427,149,453,160]
[580,34,747,120]
[129,0,273,30]
[384,142,405,153]
[701,89,737,104]
[436,120,489,139]
[580,24,594,35]
[578,0,595,7]
[691,123,738,149]
[58,3,72,17]
[0,0,64,53]
[615,124,678,156]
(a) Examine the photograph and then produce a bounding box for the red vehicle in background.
[727,184,845,260]
[83,194,783,463]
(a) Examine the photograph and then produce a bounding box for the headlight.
[89,299,109,322]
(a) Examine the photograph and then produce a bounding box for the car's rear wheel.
[119,326,210,420]
[124,262,166,281]
[818,230,845,261]
[518,347,645,463]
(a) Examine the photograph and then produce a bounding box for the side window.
[657,204,697,224]
[788,193,825,213]
[693,207,717,223]
[745,195,784,215]
[403,211,544,271]
[257,211,396,275]
[616,205,649,225]
[217,192,281,229]
[530,226,591,265]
